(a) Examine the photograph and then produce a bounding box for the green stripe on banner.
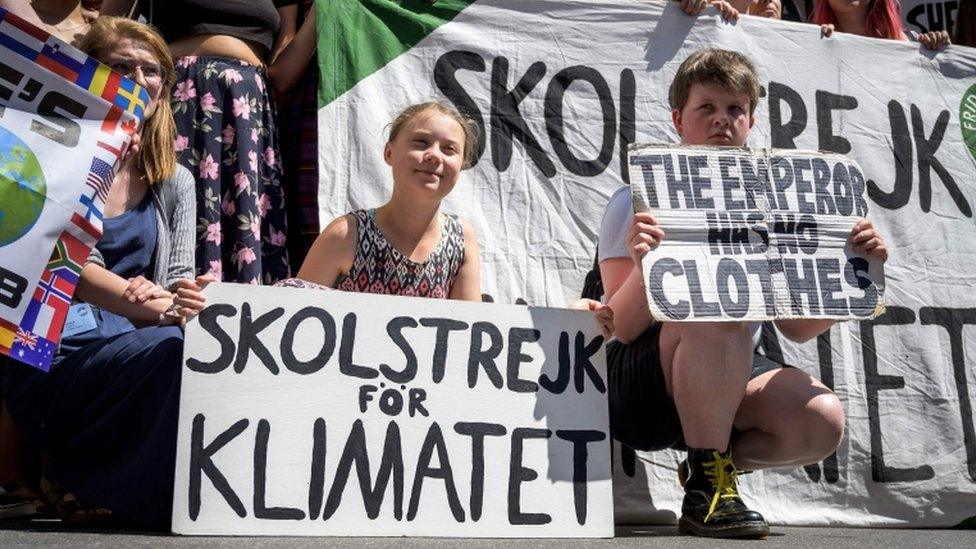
[316,0,476,108]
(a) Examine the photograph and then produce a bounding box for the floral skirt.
[171,56,290,284]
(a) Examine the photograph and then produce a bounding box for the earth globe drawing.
[0,126,47,247]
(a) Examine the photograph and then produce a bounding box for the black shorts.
[606,323,785,452]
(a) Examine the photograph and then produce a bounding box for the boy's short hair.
[668,49,760,114]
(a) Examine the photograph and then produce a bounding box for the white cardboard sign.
[172,283,613,537]
[629,144,886,322]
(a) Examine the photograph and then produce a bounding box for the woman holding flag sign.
[2,17,211,527]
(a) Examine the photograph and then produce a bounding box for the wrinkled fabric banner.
[317,0,976,526]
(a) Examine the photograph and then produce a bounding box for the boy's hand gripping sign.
[628,144,886,322]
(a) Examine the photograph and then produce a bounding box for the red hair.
[810,0,904,40]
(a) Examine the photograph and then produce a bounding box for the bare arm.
[0,0,44,26]
[601,259,651,344]
[600,210,664,343]
[296,215,357,287]
[448,218,482,302]
[268,5,316,95]
[75,263,172,324]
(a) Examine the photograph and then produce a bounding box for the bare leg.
[659,322,754,452]
[732,368,845,470]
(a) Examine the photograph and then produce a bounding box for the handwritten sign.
[628,144,886,321]
[172,283,613,537]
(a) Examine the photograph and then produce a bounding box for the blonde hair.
[669,49,760,115]
[388,101,481,169]
[77,16,176,184]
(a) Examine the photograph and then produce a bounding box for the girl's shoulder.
[320,212,362,243]
[296,212,359,283]
[150,165,196,217]
[445,214,478,248]
[161,165,195,194]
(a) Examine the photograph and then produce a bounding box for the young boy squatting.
[595,49,889,538]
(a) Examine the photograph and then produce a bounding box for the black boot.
[677,448,769,539]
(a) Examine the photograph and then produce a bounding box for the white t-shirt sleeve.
[597,187,633,263]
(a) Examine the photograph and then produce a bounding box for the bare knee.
[804,392,845,460]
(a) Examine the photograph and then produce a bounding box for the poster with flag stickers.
[0,7,148,371]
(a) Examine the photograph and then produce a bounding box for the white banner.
[173,283,612,536]
[317,0,976,526]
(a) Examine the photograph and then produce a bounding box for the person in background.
[681,0,783,19]
[2,17,210,527]
[678,0,741,18]
[677,0,805,22]
[275,0,320,274]
[748,0,782,19]
[954,0,975,48]
[100,0,318,285]
[813,0,951,49]
[0,0,92,44]
[275,0,440,273]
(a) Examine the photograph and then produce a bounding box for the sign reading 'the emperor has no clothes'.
[629,144,886,322]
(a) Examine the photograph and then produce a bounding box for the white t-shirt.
[597,186,762,349]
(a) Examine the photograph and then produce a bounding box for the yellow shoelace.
[702,451,740,523]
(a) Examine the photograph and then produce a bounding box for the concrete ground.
[0,520,974,548]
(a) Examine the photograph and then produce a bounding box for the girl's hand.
[123,275,170,303]
[820,23,834,38]
[712,0,739,22]
[850,219,888,263]
[680,0,710,16]
[122,131,141,163]
[569,299,614,340]
[162,274,217,327]
[627,212,665,270]
[917,30,951,50]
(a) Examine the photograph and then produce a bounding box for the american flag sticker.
[85,156,114,202]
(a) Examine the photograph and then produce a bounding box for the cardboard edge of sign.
[169,526,616,538]
[195,282,609,321]
[645,300,888,323]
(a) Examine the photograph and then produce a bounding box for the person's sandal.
[39,476,112,525]
[0,480,46,518]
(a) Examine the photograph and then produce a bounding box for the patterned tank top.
[333,209,465,298]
